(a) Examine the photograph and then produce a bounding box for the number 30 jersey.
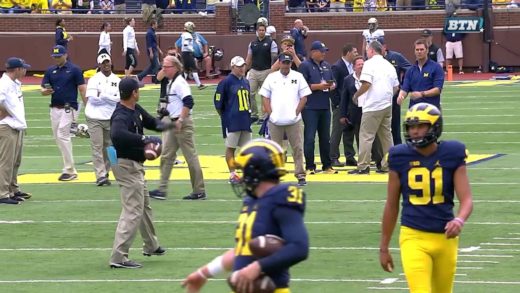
[388,141,467,233]
[233,183,307,288]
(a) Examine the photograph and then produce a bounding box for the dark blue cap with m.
[5,57,31,69]
[51,45,67,57]
[310,41,329,52]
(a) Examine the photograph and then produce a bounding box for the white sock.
[192,72,201,86]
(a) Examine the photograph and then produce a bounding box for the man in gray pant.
[109,78,173,269]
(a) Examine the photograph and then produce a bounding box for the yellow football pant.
[399,226,459,293]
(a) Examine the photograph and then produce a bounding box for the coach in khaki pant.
[260,53,312,186]
[41,45,86,181]
[85,53,121,186]
[109,77,173,269]
[349,41,399,175]
[149,56,206,201]
[0,57,32,204]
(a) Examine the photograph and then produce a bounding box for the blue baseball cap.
[5,57,31,69]
[279,54,293,63]
[51,45,67,57]
[310,41,329,52]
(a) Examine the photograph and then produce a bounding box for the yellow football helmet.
[231,139,287,197]
[403,103,443,148]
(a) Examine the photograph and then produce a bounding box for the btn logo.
[444,17,484,33]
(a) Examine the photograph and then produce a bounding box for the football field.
[1,80,520,292]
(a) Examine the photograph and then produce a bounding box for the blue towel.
[106,146,118,165]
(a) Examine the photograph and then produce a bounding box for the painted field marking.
[480,243,520,246]
[458,260,500,264]
[367,287,408,290]
[460,246,481,252]
[493,237,520,240]
[380,278,399,284]
[22,199,520,204]
[458,255,513,258]
[456,267,483,270]
[0,278,518,285]
[2,220,520,225]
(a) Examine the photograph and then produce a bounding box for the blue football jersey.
[214,74,252,135]
[388,141,467,233]
[233,183,306,288]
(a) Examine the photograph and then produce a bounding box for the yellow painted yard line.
[18,154,498,184]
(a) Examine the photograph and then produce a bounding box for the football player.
[379,103,473,293]
[361,18,384,58]
[214,56,252,184]
[181,139,309,293]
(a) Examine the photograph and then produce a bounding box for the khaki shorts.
[446,41,463,59]
[225,131,252,149]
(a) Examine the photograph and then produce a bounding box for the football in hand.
[144,142,162,160]
[249,235,285,258]
[227,272,276,293]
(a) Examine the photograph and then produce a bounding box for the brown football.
[227,272,276,293]
[144,142,162,160]
[249,234,285,258]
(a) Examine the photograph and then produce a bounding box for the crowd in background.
[0,0,517,15]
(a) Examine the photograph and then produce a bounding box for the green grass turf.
[1,81,520,292]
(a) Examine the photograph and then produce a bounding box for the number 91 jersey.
[388,141,467,233]
[233,183,306,287]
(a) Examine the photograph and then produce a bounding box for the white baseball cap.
[97,53,111,64]
[230,56,245,67]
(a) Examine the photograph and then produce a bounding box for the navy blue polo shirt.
[145,27,158,54]
[299,59,333,110]
[445,32,464,42]
[385,50,412,85]
[402,59,444,109]
[42,61,85,110]
[290,27,307,58]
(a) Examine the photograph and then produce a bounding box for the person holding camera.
[149,56,206,201]
[108,77,174,269]
[41,45,86,181]
[271,35,301,71]
[290,19,309,60]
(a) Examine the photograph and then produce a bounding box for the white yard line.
[2,220,520,225]
[24,199,520,204]
[493,237,520,240]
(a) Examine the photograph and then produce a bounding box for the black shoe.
[182,192,207,200]
[14,191,32,199]
[250,116,259,124]
[143,246,166,257]
[348,167,370,175]
[297,178,307,186]
[0,197,20,205]
[109,260,143,269]
[331,159,345,167]
[306,168,321,175]
[375,169,389,174]
[256,118,265,125]
[345,157,358,166]
[96,176,111,186]
[58,173,78,181]
[198,84,207,90]
[149,189,167,200]
[10,195,25,202]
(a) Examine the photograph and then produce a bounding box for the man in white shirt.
[122,17,139,77]
[349,41,399,175]
[260,53,311,186]
[0,57,31,205]
[362,18,384,58]
[85,53,120,186]
[149,56,206,201]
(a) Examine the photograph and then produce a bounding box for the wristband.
[207,255,224,277]
[421,91,426,97]
[197,268,209,279]
[453,217,465,226]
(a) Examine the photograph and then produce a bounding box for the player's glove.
[142,135,162,145]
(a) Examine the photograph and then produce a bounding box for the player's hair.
[100,22,110,31]
[342,44,356,56]
[368,41,383,55]
[414,38,428,48]
[124,17,134,25]
[149,19,157,26]
[257,23,267,30]
[55,18,64,27]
